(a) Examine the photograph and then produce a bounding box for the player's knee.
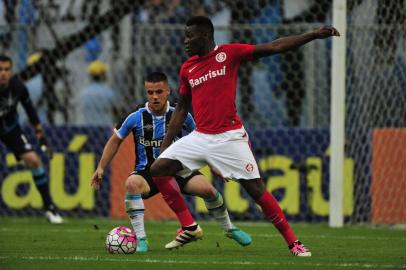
[125,178,144,194]
[240,178,266,201]
[23,152,42,168]
[194,184,216,199]
[202,185,217,198]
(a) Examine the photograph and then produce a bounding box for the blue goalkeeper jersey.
[115,102,195,171]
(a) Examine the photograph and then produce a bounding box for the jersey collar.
[193,44,219,59]
[204,44,219,56]
[145,101,170,116]
[195,44,218,59]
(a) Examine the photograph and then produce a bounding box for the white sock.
[125,194,146,239]
[204,191,234,231]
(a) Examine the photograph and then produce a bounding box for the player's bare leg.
[151,158,203,249]
[240,179,311,256]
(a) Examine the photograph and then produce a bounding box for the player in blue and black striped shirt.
[91,72,251,252]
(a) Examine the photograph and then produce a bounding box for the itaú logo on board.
[189,65,226,88]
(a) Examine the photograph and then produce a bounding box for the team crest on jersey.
[245,163,254,173]
[215,52,226,62]
[143,124,153,131]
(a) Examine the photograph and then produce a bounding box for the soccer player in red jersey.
[150,16,340,256]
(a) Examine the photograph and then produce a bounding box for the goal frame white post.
[329,0,347,228]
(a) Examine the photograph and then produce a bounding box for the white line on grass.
[254,233,406,241]
[0,227,404,241]
[0,255,404,269]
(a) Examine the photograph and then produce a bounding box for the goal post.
[330,0,406,226]
[329,0,347,228]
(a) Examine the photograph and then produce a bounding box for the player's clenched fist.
[313,26,340,39]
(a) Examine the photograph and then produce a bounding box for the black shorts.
[0,125,34,160]
[130,170,202,199]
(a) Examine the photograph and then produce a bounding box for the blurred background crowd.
[0,0,405,129]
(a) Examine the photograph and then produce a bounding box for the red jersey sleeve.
[179,65,191,96]
[227,43,255,62]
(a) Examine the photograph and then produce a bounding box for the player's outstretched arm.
[253,26,340,58]
[91,133,123,190]
[160,94,191,153]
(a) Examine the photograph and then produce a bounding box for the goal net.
[345,0,406,224]
[0,0,405,224]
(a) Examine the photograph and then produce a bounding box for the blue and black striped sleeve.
[183,113,196,134]
[114,111,138,140]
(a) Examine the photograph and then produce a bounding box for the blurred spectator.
[0,0,17,49]
[281,0,331,127]
[18,52,48,124]
[135,0,188,87]
[17,0,39,70]
[225,0,268,122]
[206,1,231,45]
[84,36,102,62]
[139,0,171,23]
[76,60,122,126]
[18,50,68,124]
[283,0,331,23]
[188,0,207,16]
[374,0,405,65]
[166,0,187,23]
[250,1,285,127]
[81,0,103,62]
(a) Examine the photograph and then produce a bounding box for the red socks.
[152,176,195,227]
[153,176,296,243]
[256,191,297,245]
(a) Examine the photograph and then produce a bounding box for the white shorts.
[158,127,261,180]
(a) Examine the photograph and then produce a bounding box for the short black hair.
[0,55,13,64]
[186,16,214,36]
[145,71,168,83]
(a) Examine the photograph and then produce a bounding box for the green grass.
[0,217,405,270]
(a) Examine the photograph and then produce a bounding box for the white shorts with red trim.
[158,127,260,180]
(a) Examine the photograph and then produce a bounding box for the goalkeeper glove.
[38,136,53,159]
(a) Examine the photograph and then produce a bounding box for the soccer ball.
[105,226,137,254]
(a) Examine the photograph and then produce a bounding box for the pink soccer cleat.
[289,240,312,257]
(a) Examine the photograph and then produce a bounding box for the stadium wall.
[1,126,404,224]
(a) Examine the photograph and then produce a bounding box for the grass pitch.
[0,217,405,270]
